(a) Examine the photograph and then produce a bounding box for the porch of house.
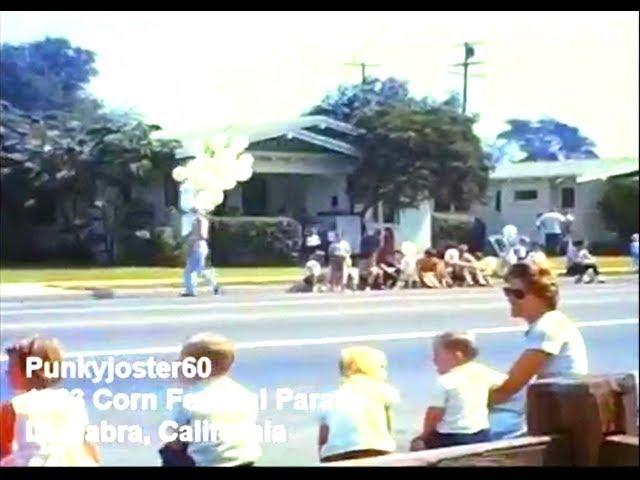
[223,172,352,219]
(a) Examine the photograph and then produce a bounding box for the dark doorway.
[242,175,267,216]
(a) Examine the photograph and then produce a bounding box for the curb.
[3,268,635,292]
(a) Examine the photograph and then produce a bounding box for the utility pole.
[344,61,380,84]
[450,42,484,115]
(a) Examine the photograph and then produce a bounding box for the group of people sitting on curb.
[1,260,589,467]
[293,227,532,294]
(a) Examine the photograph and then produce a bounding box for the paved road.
[1,277,638,466]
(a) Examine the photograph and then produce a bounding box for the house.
[471,157,639,244]
[178,115,434,252]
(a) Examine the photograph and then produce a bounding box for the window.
[561,187,575,209]
[382,202,396,224]
[514,189,538,201]
[331,196,339,208]
[495,189,502,212]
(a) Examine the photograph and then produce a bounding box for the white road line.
[0,318,636,361]
[1,297,634,331]
[2,284,636,316]
[0,290,507,315]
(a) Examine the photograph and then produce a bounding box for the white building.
[471,157,639,244]
[179,115,433,252]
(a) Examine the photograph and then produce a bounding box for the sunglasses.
[503,287,527,300]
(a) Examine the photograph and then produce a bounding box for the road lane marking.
[1,297,635,331]
[1,318,636,361]
[2,283,636,316]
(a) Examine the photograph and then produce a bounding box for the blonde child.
[410,332,506,450]
[318,346,400,462]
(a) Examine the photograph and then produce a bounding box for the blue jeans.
[426,429,490,448]
[545,233,562,255]
[183,249,216,296]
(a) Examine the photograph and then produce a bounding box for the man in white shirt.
[182,210,219,297]
[535,209,566,255]
[328,235,352,292]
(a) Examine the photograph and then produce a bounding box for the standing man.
[182,208,220,297]
[535,209,566,255]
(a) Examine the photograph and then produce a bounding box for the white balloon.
[188,168,214,191]
[194,189,224,212]
[229,135,250,154]
[220,173,237,191]
[235,164,253,182]
[237,153,254,170]
[172,166,188,183]
[236,153,254,170]
[210,133,229,152]
[201,173,224,193]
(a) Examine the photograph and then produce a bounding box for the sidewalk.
[0,282,288,301]
[1,269,636,301]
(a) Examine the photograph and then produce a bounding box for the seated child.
[573,241,605,284]
[417,249,452,288]
[318,346,400,463]
[410,332,506,450]
[160,333,262,466]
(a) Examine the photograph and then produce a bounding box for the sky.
[1,11,638,157]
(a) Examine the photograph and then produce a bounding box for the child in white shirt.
[410,332,506,450]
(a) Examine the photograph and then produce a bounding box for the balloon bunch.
[171,134,254,213]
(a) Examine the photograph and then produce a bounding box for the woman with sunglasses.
[487,262,588,439]
[1,336,100,466]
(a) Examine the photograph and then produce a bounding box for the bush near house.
[210,216,302,267]
[598,175,639,242]
[432,212,475,251]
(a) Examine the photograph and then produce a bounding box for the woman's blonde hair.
[339,345,388,382]
[180,332,235,376]
[506,262,559,310]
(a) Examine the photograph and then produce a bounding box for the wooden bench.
[328,373,638,466]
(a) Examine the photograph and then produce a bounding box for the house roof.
[490,157,639,183]
[228,115,363,158]
[176,115,363,158]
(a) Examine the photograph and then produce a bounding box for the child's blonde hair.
[433,331,478,362]
[180,332,235,377]
[339,345,388,382]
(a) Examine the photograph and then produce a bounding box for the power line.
[450,42,484,114]
[344,61,380,84]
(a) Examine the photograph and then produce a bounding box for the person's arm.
[489,350,550,405]
[318,424,329,457]
[419,407,444,440]
[84,441,101,464]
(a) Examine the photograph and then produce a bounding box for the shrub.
[432,212,474,251]
[598,175,639,240]
[210,216,302,266]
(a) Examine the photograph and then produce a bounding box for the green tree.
[0,37,98,112]
[308,77,412,123]
[496,118,598,162]
[352,101,489,217]
[598,175,639,240]
[0,37,187,263]
[0,99,187,262]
